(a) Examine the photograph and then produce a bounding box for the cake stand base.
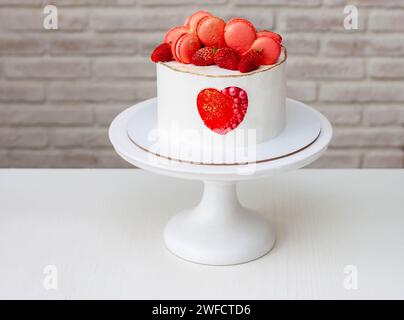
[164,181,275,265]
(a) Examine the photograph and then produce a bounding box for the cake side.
[157,49,286,149]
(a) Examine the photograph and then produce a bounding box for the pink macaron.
[174,33,201,64]
[224,18,257,55]
[164,25,189,45]
[184,11,212,33]
[257,30,282,44]
[250,36,281,65]
[196,16,226,48]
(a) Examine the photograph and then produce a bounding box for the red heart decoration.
[197,86,248,134]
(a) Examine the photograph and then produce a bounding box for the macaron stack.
[150,11,282,73]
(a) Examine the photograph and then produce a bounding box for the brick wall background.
[0,0,403,168]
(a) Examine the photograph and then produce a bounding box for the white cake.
[156,48,287,153]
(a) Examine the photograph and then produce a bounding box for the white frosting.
[156,50,286,153]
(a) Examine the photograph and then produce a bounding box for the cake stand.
[109,98,332,265]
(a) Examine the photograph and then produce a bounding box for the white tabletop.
[0,169,403,299]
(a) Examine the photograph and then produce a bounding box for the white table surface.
[0,169,403,300]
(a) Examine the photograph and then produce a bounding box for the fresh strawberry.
[214,47,239,70]
[151,43,173,63]
[192,47,216,66]
[238,49,262,73]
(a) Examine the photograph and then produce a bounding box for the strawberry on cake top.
[151,11,283,74]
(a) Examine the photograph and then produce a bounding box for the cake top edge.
[159,46,287,78]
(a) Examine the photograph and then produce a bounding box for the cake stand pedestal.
[109,98,332,265]
[164,181,275,265]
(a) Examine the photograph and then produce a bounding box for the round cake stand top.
[109,98,332,182]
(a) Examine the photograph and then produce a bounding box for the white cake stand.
[109,98,332,265]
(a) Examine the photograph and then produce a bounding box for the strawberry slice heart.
[197,86,248,134]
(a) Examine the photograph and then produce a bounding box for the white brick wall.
[0,0,403,168]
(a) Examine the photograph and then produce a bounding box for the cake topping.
[164,26,189,45]
[224,18,257,55]
[151,43,173,63]
[256,30,282,44]
[196,16,226,48]
[185,10,212,33]
[174,33,201,64]
[150,11,283,72]
[238,49,263,73]
[214,47,239,71]
[191,47,217,66]
[251,37,281,65]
